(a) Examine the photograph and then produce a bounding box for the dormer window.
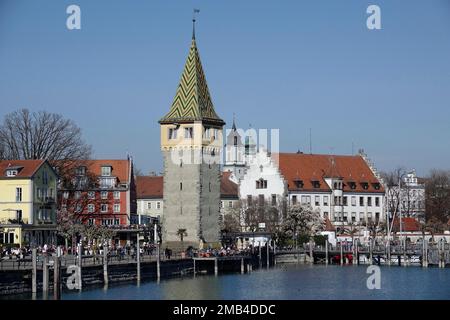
[372,183,380,190]
[361,182,369,190]
[349,181,356,190]
[5,166,23,177]
[101,166,112,176]
[6,169,18,177]
[312,180,320,188]
[294,179,303,189]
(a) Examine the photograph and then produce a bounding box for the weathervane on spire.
[192,9,200,39]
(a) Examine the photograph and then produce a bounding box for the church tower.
[223,117,246,181]
[159,20,225,249]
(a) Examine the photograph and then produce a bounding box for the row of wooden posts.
[311,239,447,267]
[32,233,162,299]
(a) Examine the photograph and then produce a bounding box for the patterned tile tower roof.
[159,33,224,126]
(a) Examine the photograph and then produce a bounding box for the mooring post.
[42,254,49,296]
[266,242,270,269]
[103,244,108,285]
[156,243,161,281]
[32,248,37,293]
[77,243,82,291]
[214,258,218,276]
[273,240,277,266]
[340,241,343,265]
[369,240,373,265]
[53,247,61,300]
[136,233,141,282]
[193,259,196,277]
[258,242,262,269]
[403,238,407,267]
[325,239,329,265]
[424,240,428,267]
[241,258,244,274]
[309,241,313,265]
[386,240,391,266]
[353,239,358,265]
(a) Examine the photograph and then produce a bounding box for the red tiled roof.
[0,159,45,178]
[274,153,384,193]
[136,176,163,199]
[392,217,422,232]
[135,172,239,199]
[221,172,239,198]
[79,159,131,183]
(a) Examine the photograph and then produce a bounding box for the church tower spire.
[159,19,224,249]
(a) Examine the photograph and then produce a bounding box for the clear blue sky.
[1,0,449,176]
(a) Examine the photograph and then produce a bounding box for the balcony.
[99,176,117,189]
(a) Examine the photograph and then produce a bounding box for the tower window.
[168,128,177,139]
[180,182,183,191]
[234,136,238,146]
[184,127,193,139]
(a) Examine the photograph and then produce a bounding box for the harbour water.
[17,264,450,300]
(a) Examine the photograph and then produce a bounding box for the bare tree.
[243,199,280,233]
[0,109,91,164]
[221,203,242,234]
[425,169,450,223]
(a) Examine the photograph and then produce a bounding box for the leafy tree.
[278,204,323,246]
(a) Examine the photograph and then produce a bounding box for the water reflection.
[3,265,450,300]
[160,276,222,300]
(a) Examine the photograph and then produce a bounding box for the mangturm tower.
[159,18,225,249]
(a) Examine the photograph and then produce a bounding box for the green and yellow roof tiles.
[159,38,225,126]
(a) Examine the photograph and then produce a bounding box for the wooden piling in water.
[403,240,407,267]
[156,243,161,281]
[273,240,277,266]
[266,243,269,269]
[340,242,343,266]
[423,240,428,268]
[32,248,37,293]
[325,239,329,265]
[136,234,141,282]
[77,244,82,291]
[103,245,108,285]
[241,258,244,274]
[386,242,391,266]
[42,255,49,295]
[193,259,196,277]
[53,248,61,300]
[369,240,373,265]
[258,242,262,268]
[309,241,313,265]
[214,258,218,276]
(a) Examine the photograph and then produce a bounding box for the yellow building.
[0,160,58,247]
